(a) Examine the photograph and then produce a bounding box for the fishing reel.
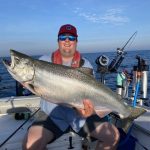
[108,48,127,73]
[95,55,109,74]
[95,55,110,84]
[95,31,137,84]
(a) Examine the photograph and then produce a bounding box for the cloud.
[74,8,129,25]
[101,9,129,25]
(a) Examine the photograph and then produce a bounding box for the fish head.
[3,49,35,83]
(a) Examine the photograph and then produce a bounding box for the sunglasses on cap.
[58,35,76,41]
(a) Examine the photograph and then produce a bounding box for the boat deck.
[0,96,95,150]
[0,113,87,150]
[131,106,150,149]
[0,96,150,150]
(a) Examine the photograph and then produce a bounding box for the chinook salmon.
[3,50,146,120]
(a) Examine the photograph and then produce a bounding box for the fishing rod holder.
[132,55,149,106]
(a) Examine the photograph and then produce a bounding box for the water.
[0,50,150,99]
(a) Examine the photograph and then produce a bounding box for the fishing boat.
[0,33,149,150]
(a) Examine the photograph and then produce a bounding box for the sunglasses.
[58,35,76,41]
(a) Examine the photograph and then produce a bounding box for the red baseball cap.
[58,24,78,37]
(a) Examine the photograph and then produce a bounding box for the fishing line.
[0,107,40,148]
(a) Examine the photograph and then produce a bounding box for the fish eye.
[14,57,21,64]
[15,56,20,61]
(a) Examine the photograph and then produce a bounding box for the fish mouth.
[2,58,11,68]
[3,49,20,70]
[3,49,35,83]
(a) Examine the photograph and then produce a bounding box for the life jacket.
[52,49,84,68]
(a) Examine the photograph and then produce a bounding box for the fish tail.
[127,106,146,120]
[111,106,146,133]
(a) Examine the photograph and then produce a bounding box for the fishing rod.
[120,31,137,52]
[0,107,40,148]
[108,31,138,72]
[95,31,137,84]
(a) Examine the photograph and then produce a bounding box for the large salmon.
[3,50,146,121]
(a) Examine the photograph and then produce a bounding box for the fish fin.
[111,106,146,133]
[127,106,146,120]
[22,82,36,94]
[77,67,94,76]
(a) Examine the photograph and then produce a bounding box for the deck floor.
[0,96,150,150]
[0,114,92,150]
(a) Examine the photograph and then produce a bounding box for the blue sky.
[0,0,150,56]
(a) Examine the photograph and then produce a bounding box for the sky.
[0,0,150,57]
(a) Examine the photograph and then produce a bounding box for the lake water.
[0,50,150,99]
